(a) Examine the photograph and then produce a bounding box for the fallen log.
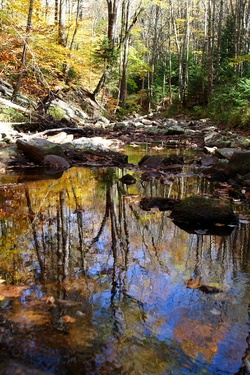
[0,97,32,115]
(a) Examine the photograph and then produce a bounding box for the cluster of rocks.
[1,113,250,149]
[0,109,249,187]
[0,88,249,233]
[118,152,249,234]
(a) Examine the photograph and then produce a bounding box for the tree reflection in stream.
[0,161,249,374]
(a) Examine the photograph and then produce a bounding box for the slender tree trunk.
[118,0,129,107]
[207,0,215,97]
[58,0,67,46]
[107,0,119,47]
[12,0,34,101]
[69,0,81,50]
[93,0,143,99]
[93,0,119,98]
[182,0,191,106]
[119,38,129,107]
[170,0,184,104]
[44,0,49,21]
[168,19,173,104]
[55,0,59,23]
[215,0,224,83]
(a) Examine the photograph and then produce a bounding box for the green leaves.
[93,37,119,66]
[209,78,250,127]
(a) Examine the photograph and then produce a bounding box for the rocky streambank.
[0,111,250,234]
[0,112,250,180]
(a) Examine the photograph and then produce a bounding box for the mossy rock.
[170,195,238,229]
[16,138,64,163]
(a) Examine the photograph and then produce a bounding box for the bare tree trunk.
[170,0,184,103]
[183,0,191,106]
[149,4,160,110]
[12,0,34,101]
[69,0,81,50]
[93,0,143,99]
[118,0,130,107]
[119,38,129,107]
[207,0,215,97]
[55,0,59,23]
[58,0,67,46]
[93,0,119,98]
[107,0,119,48]
[215,0,224,83]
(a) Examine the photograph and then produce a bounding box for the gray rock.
[224,151,250,177]
[200,156,219,167]
[16,138,64,163]
[202,126,218,133]
[97,116,110,125]
[72,136,122,150]
[141,118,153,125]
[230,135,250,149]
[46,132,74,144]
[163,118,178,126]
[204,131,231,148]
[165,125,185,135]
[204,130,250,150]
[215,148,237,159]
[133,121,144,128]
[42,154,70,170]
[113,122,128,130]
[48,98,88,123]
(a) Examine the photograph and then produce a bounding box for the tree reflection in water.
[0,165,249,374]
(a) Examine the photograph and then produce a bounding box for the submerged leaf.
[186,278,202,289]
[187,279,223,294]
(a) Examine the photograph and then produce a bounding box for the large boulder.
[170,195,238,230]
[16,138,64,163]
[47,98,88,123]
[204,130,250,149]
[15,136,128,168]
[224,151,250,177]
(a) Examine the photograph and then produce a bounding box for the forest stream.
[0,143,250,375]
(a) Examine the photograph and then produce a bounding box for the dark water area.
[0,144,250,374]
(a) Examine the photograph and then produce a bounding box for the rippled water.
[0,144,249,374]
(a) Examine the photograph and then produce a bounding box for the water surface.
[0,145,249,374]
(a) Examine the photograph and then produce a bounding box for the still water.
[0,144,249,374]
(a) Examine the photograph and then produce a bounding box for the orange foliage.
[174,318,229,361]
